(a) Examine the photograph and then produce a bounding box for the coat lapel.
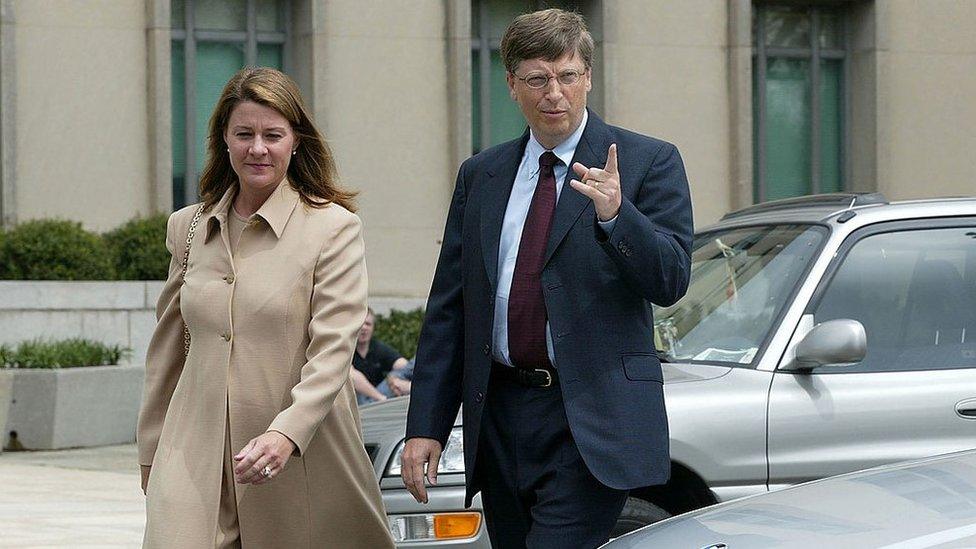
[481,134,528,293]
[543,112,608,265]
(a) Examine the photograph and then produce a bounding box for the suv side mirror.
[788,319,867,370]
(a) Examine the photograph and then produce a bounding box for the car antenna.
[837,196,858,223]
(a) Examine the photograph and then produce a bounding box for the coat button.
[223,274,235,284]
[475,391,484,403]
[482,344,490,356]
[221,332,232,341]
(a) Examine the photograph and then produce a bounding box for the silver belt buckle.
[533,368,553,388]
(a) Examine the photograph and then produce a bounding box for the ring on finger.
[262,466,272,478]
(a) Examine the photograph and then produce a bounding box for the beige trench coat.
[137,182,393,548]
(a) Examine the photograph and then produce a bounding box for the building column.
[146,0,173,214]
[1,0,17,227]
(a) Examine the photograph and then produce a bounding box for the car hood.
[662,362,732,384]
[360,362,730,440]
[360,396,413,443]
[604,449,976,548]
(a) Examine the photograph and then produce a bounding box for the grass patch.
[0,338,131,369]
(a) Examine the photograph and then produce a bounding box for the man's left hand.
[570,143,621,222]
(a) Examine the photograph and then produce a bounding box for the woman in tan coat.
[136,67,394,548]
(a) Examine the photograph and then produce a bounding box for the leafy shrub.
[373,308,425,359]
[103,214,169,280]
[0,220,116,280]
[0,338,130,369]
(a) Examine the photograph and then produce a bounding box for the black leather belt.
[492,362,558,388]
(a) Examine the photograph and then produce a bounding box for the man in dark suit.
[402,8,693,548]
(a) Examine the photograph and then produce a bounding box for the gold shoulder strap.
[181,204,205,356]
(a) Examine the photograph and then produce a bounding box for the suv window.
[812,226,976,373]
[654,224,825,365]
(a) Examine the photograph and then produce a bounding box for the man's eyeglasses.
[511,69,587,89]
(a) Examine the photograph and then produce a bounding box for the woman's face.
[224,100,297,194]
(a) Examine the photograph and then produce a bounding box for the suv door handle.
[955,398,976,419]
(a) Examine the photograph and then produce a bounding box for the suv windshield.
[654,224,826,365]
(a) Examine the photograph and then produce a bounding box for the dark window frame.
[752,2,849,202]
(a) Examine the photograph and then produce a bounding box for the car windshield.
[653,224,826,365]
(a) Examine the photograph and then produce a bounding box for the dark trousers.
[475,365,628,549]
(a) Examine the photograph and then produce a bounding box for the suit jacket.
[137,182,393,548]
[406,111,694,505]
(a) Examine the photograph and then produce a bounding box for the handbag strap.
[181,204,206,356]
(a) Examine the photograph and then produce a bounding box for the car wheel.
[610,497,670,537]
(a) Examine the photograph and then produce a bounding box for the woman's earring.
[292,150,297,156]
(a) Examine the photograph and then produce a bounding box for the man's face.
[507,51,591,150]
[358,313,375,345]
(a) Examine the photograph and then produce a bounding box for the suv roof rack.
[721,192,888,221]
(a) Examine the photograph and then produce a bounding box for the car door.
[766,219,976,489]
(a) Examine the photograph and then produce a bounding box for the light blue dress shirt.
[491,111,617,367]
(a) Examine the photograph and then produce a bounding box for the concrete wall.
[601,0,732,228]
[3,365,144,450]
[0,281,160,368]
[7,0,153,231]
[0,281,424,367]
[873,0,976,200]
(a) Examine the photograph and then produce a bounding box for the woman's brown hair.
[198,67,357,212]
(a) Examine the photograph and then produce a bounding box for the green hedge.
[0,215,169,280]
[0,338,131,369]
[0,220,117,280]
[103,215,170,280]
[373,308,425,359]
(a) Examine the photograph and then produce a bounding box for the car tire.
[610,497,670,537]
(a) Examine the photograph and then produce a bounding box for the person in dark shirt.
[351,308,411,404]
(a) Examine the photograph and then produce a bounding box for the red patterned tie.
[508,151,560,369]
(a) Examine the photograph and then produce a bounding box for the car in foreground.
[361,193,976,546]
[601,447,976,548]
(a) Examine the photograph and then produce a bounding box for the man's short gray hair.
[500,8,594,74]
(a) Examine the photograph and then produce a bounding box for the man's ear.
[506,71,517,101]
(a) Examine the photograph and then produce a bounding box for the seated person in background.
[376,358,414,398]
[352,308,411,404]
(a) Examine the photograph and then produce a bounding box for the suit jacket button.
[482,344,490,356]
[475,391,484,403]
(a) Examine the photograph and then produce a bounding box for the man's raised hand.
[570,143,621,222]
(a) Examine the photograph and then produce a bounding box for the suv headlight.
[385,426,465,477]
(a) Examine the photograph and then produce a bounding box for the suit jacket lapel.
[543,112,608,266]
[481,134,528,293]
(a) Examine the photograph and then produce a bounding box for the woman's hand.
[233,431,297,485]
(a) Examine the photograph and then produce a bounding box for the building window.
[470,0,587,154]
[752,3,847,202]
[171,0,288,209]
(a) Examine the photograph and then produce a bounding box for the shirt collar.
[526,109,589,171]
[205,179,299,241]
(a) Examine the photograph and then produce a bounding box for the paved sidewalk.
[0,445,144,547]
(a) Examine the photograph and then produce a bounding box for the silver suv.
[361,194,976,547]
